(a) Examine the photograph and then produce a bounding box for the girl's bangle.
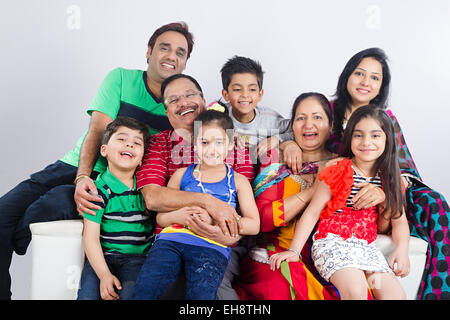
[74,174,91,184]
[287,248,301,258]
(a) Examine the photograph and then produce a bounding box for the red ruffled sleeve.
[318,158,354,218]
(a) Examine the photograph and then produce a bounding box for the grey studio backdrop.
[1,1,449,299]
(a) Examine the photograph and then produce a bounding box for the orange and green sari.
[233,160,342,300]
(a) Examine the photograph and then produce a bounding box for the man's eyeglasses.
[164,91,203,106]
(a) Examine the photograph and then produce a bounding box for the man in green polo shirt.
[0,21,194,300]
[77,116,151,300]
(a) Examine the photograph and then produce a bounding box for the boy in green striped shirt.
[77,117,152,300]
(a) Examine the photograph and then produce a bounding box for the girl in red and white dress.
[269,105,410,300]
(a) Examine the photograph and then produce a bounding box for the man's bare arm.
[186,214,241,247]
[141,184,240,237]
[74,111,113,216]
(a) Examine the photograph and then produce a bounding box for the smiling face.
[146,31,189,83]
[195,123,232,167]
[292,97,332,152]
[350,117,386,165]
[100,126,145,172]
[163,77,206,131]
[222,72,263,123]
[346,57,383,108]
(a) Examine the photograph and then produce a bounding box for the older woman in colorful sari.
[233,92,343,300]
[329,48,449,300]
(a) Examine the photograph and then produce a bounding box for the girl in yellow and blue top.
[132,102,260,300]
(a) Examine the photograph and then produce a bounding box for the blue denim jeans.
[0,160,97,299]
[77,254,147,300]
[132,239,229,300]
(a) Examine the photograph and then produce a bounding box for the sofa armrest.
[30,220,85,300]
[375,234,428,300]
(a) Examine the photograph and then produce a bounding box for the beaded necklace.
[193,163,234,205]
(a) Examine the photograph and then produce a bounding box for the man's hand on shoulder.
[74,177,102,217]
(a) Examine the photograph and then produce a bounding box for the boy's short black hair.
[220,55,264,90]
[102,117,151,149]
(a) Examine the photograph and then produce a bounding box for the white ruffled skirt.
[312,233,393,281]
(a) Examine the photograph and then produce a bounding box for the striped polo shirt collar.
[99,168,137,193]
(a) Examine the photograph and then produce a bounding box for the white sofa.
[374,233,428,299]
[29,219,428,300]
[29,220,85,300]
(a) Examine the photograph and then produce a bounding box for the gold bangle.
[74,174,90,184]
[287,248,302,259]
[295,193,306,203]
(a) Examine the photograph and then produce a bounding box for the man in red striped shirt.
[136,73,255,245]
